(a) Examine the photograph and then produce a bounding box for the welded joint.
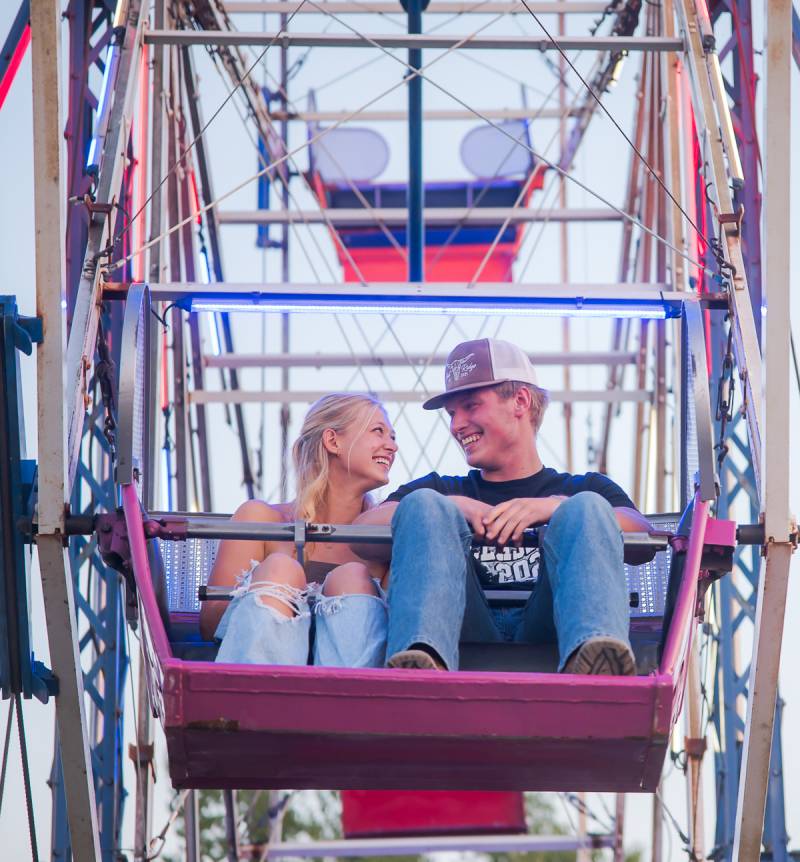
[96,511,133,575]
[748,509,798,555]
[143,514,190,542]
[762,515,799,553]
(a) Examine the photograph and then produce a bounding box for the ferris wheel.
[0,0,797,860]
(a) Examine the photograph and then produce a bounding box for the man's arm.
[613,506,656,565]
[351,494,492,562]
[350,502,398,561]
[614,506,653,532]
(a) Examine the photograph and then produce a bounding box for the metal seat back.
[158,512,679,620]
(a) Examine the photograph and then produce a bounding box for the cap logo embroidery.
[446,353,478,385]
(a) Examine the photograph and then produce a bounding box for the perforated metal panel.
[625,514,679,618]
[163,539,218,613]
[160,514,679,618]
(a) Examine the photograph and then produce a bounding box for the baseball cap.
[422,338,539,410]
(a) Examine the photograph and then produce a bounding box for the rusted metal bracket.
[716,203,745,237]
[127,742,155,782]
[684,736,708,760]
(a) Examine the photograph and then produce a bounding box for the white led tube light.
[190,298,671,319]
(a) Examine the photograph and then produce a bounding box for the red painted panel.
[341,791,526,838]
[321,168,546,284]
[340,244,517,284]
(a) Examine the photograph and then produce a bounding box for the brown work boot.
[562,637,636,676]
[387,648,446,671]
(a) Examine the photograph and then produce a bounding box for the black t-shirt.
[386,467,636,593]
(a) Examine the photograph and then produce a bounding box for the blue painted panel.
[0,295,35,699]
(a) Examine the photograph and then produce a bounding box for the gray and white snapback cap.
[422,338,538,410]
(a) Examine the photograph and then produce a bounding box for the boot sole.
[387,649,445,670]
[563,637,636,676]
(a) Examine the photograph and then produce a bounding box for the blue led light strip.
[190,296,675,319]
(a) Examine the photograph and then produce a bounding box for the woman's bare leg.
[249,552,307,617]
[321,561,380,597]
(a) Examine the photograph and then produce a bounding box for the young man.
[354,337,652,675]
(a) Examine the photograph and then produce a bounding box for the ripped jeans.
[214,565,388,667]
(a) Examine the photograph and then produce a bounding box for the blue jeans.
[214,569,387,667]
[386,489,630,671]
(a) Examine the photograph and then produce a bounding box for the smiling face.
[444,384,540,480]
[332,404,398,491]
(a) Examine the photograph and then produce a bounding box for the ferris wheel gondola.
[104,280,737,793]
[307,120,545,282]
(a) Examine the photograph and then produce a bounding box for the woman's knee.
[322,562,378,596]
[252,552,307,589]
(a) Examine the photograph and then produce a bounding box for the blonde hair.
[494,381,550,434]
[292,392,386,523]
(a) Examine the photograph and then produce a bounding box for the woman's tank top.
[303,560,339,584]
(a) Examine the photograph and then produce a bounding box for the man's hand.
[482,496,566,546]
[448,496,493,539]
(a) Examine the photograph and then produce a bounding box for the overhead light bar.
[189,293,675,319]
[126,282,690,320]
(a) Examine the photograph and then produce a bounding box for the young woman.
[200,393,397,667]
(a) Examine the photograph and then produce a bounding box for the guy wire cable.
[114,0,312,247]
[516,0,712,250]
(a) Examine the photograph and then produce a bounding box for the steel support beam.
[203,350,639,368]
[264,834,616,857]
[135,280,680,303]
[144,30,685,51]
[710,408,788,860]
[267,107,580,121]
[218,207,625,225]
[676,0,764,490]
[188,388,653,404]
[712,0,763,336]
[225,1,610,12]
[31,1,100,854]
[64,0,146,489]
[407,0,424,282]
[731,0,794,854]
[704,0,789,855]
[181,43,256,500]
[64,0,113,315]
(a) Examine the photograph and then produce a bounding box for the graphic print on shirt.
[472,543,540,589]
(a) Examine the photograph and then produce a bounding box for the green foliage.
[164,789,642,862]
